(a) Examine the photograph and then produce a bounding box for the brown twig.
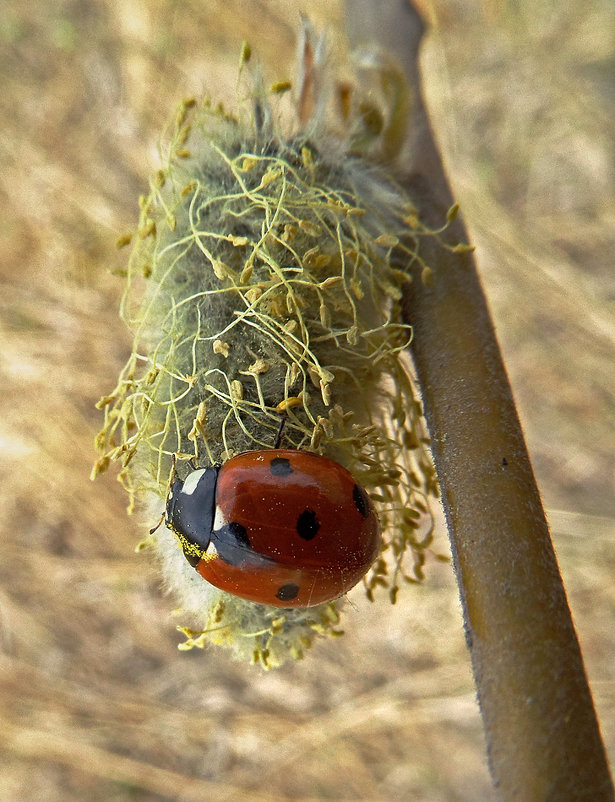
[345,0,615,798]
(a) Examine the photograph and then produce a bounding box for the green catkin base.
[94,61,441,668]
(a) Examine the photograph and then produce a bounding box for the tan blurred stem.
[346,1,614,798]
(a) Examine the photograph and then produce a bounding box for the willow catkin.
[93,27,439,668]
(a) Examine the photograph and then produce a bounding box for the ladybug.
[165,449,381,608]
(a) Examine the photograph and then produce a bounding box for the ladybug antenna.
[273,416,287,449]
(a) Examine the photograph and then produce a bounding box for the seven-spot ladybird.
[165,449,381,608]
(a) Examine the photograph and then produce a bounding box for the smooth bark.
[345,1,615,798]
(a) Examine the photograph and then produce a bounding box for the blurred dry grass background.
[0,1,613,799]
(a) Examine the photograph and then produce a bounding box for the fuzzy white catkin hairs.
[93,22,440,668]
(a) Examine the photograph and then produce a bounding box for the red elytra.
[166,449,381,608]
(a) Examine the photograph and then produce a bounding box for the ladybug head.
[165,466,219,565]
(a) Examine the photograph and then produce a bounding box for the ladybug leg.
[148,453,178,534]
[273,416,287,449]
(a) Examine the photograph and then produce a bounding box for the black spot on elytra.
[223,521,251,549]
[353,484,370,519]
[276,583,300,602]
[213,521,252,566]
[270,457,293,477]
[297,508,320,540]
